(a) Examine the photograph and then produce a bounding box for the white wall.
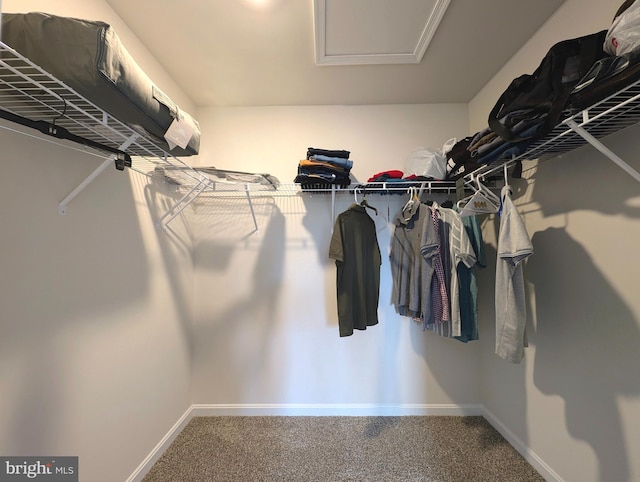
[0,1,194,481]
[0,125,194,482]
[190,104,482,409]
[470,1,640,481]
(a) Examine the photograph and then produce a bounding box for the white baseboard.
[190,403,483,417]
[127,403,563,482]
[125,406,194,482]
[482,407,564,482]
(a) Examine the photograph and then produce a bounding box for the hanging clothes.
[390,198,479,339]
[495,185,534,363]
[423,203,477,338]
[423,204,450,325]
[329,204,381,337]
[455,214,487,343]
[389,200,432,319]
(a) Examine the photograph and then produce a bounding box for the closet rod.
[329,181,459,229]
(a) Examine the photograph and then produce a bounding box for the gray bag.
[1,12,201,157]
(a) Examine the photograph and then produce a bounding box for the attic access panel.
[314,0,450,65]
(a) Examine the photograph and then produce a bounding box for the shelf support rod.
[244,183,258,232]
[330,184,337,234]
[566,119,640,183]
[57,134,138,215]
[58,156,112,215]
[156,179,208,230]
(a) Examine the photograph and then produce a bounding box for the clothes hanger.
[459,177,500,215]
[458,189,497,217]
[457,174,500,217]
[498,163,514,215]
[477,174,501,205]
[402,186,419,210]
[356,185,378,215]
[441,186,454,209]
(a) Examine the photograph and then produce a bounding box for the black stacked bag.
[446,1,640,181]
[568,0,640,111]
[487,30,608,144]
[446,29,608,180]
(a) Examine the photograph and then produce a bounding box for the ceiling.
[104,0,565,107]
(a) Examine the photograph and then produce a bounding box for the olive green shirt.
[329,204,381,337]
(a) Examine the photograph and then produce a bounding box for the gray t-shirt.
[329,204,381,337]
[390,202,432,319]
[495,186,533,363]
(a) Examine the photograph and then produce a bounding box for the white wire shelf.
[0,39,462,229]
[6,30,640,230]
[173,180,459,197]
[0,40,207,217]
[466,74,640,184]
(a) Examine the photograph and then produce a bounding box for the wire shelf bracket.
[58,133,139,215]
[155,178,209,230]
[565,118,640,183]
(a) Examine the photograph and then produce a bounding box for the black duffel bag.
[488,30,608,143]
[568,47,640,111]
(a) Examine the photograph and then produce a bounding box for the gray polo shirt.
[495,186,534,363]
[390,202,433,319]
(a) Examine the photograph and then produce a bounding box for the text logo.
[0,457,77,481]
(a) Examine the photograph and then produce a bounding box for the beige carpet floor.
[142,416,545,482]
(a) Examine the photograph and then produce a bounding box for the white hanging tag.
[164,115,197,150]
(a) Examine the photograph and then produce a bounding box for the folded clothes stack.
[367,170,405,182]
[294,147,353,189]
[363,170,447,194]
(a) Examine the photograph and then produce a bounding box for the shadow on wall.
[526,136,640,481]
[475,219,534,468]
[370,190,486,406]
[408,212,489,407]
[528,228,640,482]
[191,201,287,402]
[188,195,269,272]
[0,131,151,455]
[301,192,342,267]
[142,177,197,359]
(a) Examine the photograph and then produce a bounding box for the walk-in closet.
[1,1,639,481]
